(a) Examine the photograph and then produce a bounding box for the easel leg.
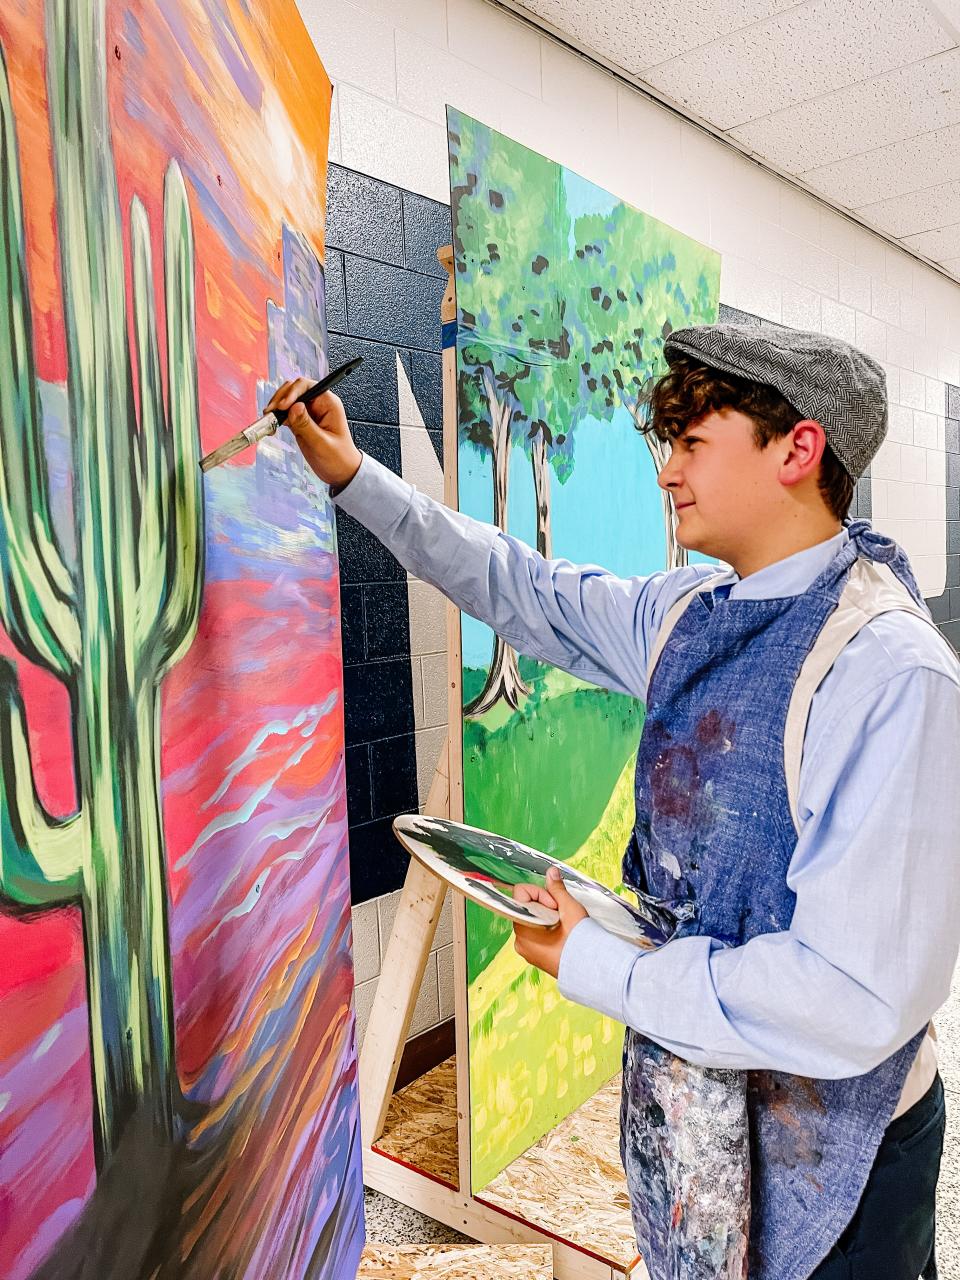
[358,740,451,1146]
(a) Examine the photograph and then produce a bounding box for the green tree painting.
[447,109,720,1193]
[570,200,719,568]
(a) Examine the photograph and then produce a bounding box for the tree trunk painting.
[625,403,688,571]
[531,431,553,561]
[0,3,363,1278]
[465,370,530,716]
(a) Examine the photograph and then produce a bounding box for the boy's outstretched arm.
[269,381,713,700]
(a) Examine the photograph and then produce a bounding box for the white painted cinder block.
[377,888,404,956]
[838,261,872,314]
[301,0,398,101]
[409,950,442,1036]
[354,977,379,1049]
[337,83,448,201]
[419,652,449,730]
[781,281,821,332]
[342,0,447,45]
[352,899,382,984]
[397,28,502,130]
[720,257,782,324]
[416,726,448,806]
[437,944,456,1021]
[408,581,447,656]
[447,0,542,96]
[854,311,887,363]
[820,297,856,346]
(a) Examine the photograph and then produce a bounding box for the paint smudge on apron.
[621,1032,749,1280]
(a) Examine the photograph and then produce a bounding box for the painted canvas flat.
[0,3,362,1278]
[393,815,680,942]
[447,108,720,1192]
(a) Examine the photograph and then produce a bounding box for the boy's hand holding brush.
[265,378,362,492]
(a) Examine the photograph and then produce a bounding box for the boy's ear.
[792,419,827,466]
[779,419,827,487]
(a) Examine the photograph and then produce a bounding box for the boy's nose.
[658,453,681,491]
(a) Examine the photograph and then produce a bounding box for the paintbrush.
[199,356,364,472]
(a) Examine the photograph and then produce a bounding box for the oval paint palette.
[392,814,679,948]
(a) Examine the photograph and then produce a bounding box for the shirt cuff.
[556,917,641,1024]
[331,453,417,538]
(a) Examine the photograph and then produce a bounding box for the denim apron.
[620,523,934,1280]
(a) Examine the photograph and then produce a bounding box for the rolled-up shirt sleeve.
[558,665,960,1078]
[334,452,711,700]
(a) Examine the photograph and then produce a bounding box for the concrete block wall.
[325,163,451,914]
[299,0,960,1047]
[351,891,456,1051]
[323,161,455,1048]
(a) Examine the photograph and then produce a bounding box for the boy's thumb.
[546,866,566,893]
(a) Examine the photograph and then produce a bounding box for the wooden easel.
[357,248,642,1280]
[358,244,464,1157]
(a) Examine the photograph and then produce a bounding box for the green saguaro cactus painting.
[0,0,202,1167]
[1,4,363,1275]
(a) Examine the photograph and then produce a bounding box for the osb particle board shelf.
[477,1072,641,1274]
[373,1057,642,1275]
[357,1244,553,1278]
[373,1056,460,1189]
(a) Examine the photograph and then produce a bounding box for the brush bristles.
[199,432,250,472]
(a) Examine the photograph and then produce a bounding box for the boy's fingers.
[285,404,312,433]
[268,376,315,414]
[265,380,295,414]
[281,376,316,409]
[513,882,558,909]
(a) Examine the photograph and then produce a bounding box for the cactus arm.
[152,161,204,677]
[0,660,84,907]
[0,44,79,678]
[130,195,170,649]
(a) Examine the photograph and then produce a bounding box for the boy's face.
[657,409,794,566]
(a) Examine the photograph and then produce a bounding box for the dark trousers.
[809,1074,946,1279]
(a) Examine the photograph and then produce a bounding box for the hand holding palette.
[392,815,682,947]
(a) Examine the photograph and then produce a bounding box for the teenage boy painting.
[267,325,960,1280]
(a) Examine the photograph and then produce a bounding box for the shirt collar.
[714,528,849,601]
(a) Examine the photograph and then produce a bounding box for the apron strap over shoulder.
[783,558,952,833]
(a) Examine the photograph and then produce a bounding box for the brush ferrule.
[242,412,279,445]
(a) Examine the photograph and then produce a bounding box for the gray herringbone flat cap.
[663,323,887,479]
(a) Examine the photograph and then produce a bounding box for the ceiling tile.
[939,256,960,277]
[904,222,960,259]
[858,179,960,237]
[641,0,955,130]
[513,0,803,71]
[801,123,960,207]
[729,48,960,172]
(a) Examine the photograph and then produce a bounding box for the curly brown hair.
[645,356,854,521]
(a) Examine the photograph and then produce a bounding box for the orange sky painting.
[0,0,331,447]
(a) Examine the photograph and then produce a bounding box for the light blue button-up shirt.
[335,454,960,1079]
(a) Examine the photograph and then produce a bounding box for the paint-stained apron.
[619,523,942,1280]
